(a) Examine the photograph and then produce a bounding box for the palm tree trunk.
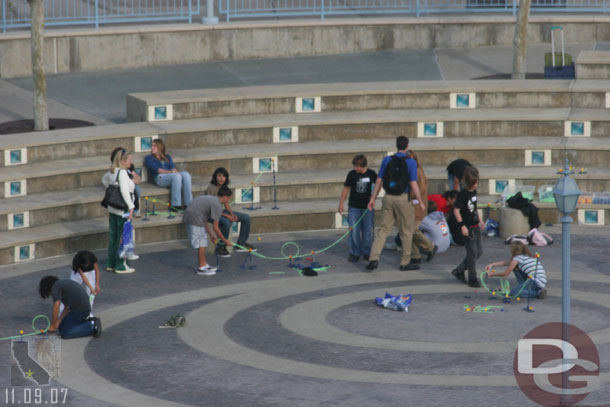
[511,0,532,80]
[28,0,49,131]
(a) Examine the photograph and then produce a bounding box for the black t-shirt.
[455,188,479,227]
[51,280,91,313]
[446,159,472,179]
[344,169,377,209]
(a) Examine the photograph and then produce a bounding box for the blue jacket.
[144,154,175,178]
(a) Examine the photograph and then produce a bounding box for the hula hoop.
[32,314,50,333]
[280,242,300,259]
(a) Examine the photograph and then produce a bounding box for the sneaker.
[365,260,378,271]
[127,254,140,260]
[348,253,359,262]
[115,266,135,274]
[409,258,421,265]
[134,210,142,218]
[467,279,482,288]
[197,265,217,276]
[426,245,438,262]
[384,242,398,251]
[452,269,466,284]
[90,317,102,338]
[236,243,257,253]
[216,246,231,258]
[537,289,547,300]
[400,263,420,271]
[105,267,114,272]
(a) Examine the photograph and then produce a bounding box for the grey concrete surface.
[3,42,600,124]
[1,229,609,406]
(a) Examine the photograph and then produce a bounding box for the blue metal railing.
[219,0,609,21]
[1,0,609,32]
[1,0,201,32]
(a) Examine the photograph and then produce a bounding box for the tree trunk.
[28,0,49,131]
[511,0,532,80]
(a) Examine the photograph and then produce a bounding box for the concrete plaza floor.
[1,226,609,406]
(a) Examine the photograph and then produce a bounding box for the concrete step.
[3,108,610,167]
[126,80,610,121]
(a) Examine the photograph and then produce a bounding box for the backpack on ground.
[383,155,410,196]
[528,228,554,246]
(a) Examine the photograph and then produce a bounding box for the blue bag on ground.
[118,220,135,259]
[375,293,412,312]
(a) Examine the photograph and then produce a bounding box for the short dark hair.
[217,185,233,198]
[211,167,230,187]
[442,190,458,200]
[352,154,367,168]
[463,166,479,188]
[427,200,437,214]
[39,276,58,299]
[72,250,97,273]
[396,136,409,151]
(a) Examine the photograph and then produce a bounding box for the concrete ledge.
[576,51,610,79]
[3,16,610,78]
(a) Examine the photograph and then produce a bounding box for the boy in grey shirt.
[183,186,233,276]
[419,200,450,254]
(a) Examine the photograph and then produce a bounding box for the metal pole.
[95,0,99,28]
[2,0,7,33]
[202,0,218,24]
[560,212,572,405]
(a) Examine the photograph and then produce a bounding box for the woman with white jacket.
[102,148,136,274]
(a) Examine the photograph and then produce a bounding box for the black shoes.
[452,268,466,284]
[427,245,438,262]
[400,263,420,271]
[409,258,422,264]
[90,317,102,338]
[537,289,547,299]
[365,260,378,270]
[216,246,231,258]
[348,254,359,262]
[467,279,481,288]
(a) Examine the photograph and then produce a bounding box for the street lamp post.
[552,157,581,405]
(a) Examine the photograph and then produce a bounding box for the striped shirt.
[513,255,547,288]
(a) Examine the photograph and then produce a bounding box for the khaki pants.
[411,220,436,260]
[369,193,415,265]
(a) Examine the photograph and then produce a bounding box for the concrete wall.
[2,16,610,78]
[576,51,610,79]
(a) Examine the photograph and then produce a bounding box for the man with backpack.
[366,136,426,271]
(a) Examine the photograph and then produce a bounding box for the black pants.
[455,227,482,282]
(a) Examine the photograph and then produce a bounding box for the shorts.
[186,224,208,249]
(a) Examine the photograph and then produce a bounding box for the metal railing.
[1,0,201,32]
[1,0,609,32]
[219,0,610,21]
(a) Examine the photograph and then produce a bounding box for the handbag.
[101,170,129,211]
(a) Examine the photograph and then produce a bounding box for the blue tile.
[456,94,469,107]
[495,180,509,193]
[140,137,153,151]
[10,150,22,164]
[423,123,437,136]
[259,158,272,172]
[279,128,292,141]
[302,98,315,111]
[19,246,30,260]
[10,181,21,196]
[531,151,545,165]
[154,106,167,120]
[571,122,584,136]
[585,211,599,224]
[13,213,24,228]
[241,189,253,203]
[341,214,349,227]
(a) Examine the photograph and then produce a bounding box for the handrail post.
[416,0,420,17]
[2,0,6,33]
[512,0,517,17]
[95,0,99,28]
[321,0,325,20]
[202,0,219,23]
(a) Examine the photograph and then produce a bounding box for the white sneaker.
[115,266,136,274]
[384,242,399,251]
[197,265,217,276]
[127,254,140,260]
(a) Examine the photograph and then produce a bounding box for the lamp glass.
[553,175,580,215]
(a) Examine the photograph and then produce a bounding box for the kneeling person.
[183,186,234,276]
[39,276,101,339]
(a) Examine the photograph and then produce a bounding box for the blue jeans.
[511,269,541,298]
[348,207,373,257]
[217,210,251,245]
[59,309,94,339]
[155,172,192,207]
[455,227,482,282]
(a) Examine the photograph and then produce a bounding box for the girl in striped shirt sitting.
[485,241,547,299]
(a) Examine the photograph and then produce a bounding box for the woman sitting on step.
[144,139,192,211]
